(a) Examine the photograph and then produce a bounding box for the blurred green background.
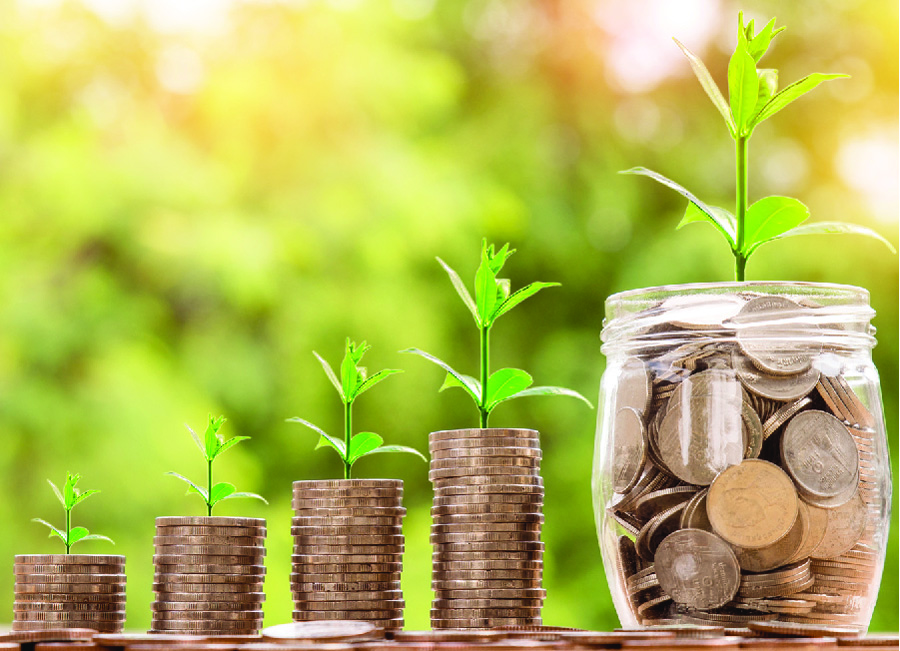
[0,0,896,633]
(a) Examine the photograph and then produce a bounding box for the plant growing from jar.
[288,339,426,479]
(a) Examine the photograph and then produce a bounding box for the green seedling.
[167,415,267,516]
[404,239,592,428]
[622,12,894,281]
[288,339,426,479]
[33,472,113,553]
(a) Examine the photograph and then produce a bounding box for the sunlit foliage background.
[0,0,896,633]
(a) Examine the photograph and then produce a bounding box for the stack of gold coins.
[13,554,126,632]
[291,479,405,630]
[429,428,544,629]
[150,516,266,634]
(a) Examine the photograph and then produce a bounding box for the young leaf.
[358,444,428,463]
[341,339,370,402]
[485,368,533,411]
[728,28,759,135]
[313,351,345,402]
[474,245,499,325]
[490,282,560,324]
[437,257,480,326]
[742,196,809,254]
[286,417,348,458]
[219,491,268,504]
[185,424,206,457]
[673,38,735,136]
[166,471,210,502]
[74,533,115,546]
[678,203,737,246]
[204,415,226,461]
[71,489,100,509]
[753,69,778,116]
[352,369,403,402]
[751,73,849,128]
[67,526,90,545]
[347,431,384,464]
[32,518,66,541]
[485,240,514,274]
[213,435,251,460]
[620,167,736,247]
[47,480,65,508]
[209,482,236,506]
[495,385,594,408]
[749,221,897,255]
[401,348,481,403]
[746,17,785,62]
[63,472,79,510]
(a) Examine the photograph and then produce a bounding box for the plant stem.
[207,458,213,517]
[734,134,749,281]
[343,400,353,480]
[65,507,71,554]
[479,325,490,428]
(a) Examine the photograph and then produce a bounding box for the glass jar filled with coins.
[593,282,890,633]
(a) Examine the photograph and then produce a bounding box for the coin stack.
[604,294,887,631]
[13,554,126,632]
[150,516,266,634]
[429,428,545,629]
[291,479,405,630]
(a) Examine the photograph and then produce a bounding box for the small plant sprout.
[404,240,592,428]
[33,472,114,554]
[621,12,895,281]
[287,339,426,480]
[167,415,267,516]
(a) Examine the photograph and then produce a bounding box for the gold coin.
[632,486,698,522]
[151,601,263,611]
[708,459,799,549]
[150,591,265,603]
[2,630,97,643]
[429,428,537,441]
[433,482,543,495]
[291,488,402,499]
[433,494,543,506]
[291,609,403,619]
[152,545,265,556]
[747,620,861,637]
[260,621,379,640]
[291,526,402,536]
[431,617,539,628]
[15,584,124,594]
[13,602,122,613]
[732,506,805,572]
[432,580,541,591]
[291,554,399,564]
[153,565,266,576]
[431,608,542,619]
[291,506,406,517]
[293,479,402,489]
[762,397,812,439]
[13,565,124,575]
[14,555,124,566]
[150,611,262,621]
[14,574,125,585]
[155,517,264,528]
[809,493,867,560]
[432,503,543,516]
[292,545,403,556]
[431,476,543,489]
[153,536,265,546]
[290,516,401,526]
[429,437,540,451]
[430,456,541,471]
[428,466,540,481]
[152,583,262,594]
[291,562,401,574]
[431,598,544,609]
[432,588,545,599]
[430,512,543,524]
[11,611,125,622]
[155,526,264,538]
[431,446,542,460]
[430,536,542,548]
[291,591,403,604]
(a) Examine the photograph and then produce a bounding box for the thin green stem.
[734,135,749,281]
[207,458,213,516]
[65,507,71,554]
[479,326,490,428]
[343,401,353,480]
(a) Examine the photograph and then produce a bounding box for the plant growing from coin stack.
[622,12,894,281]
[167,414,268,515]
[288,339,427,479]
[33,472,114,553]
[404,239,592,427]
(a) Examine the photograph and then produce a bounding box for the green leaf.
[209,482,236,506]
[47,480,64,508]
[220,491,268,504]
[746,17,785,62]
[71,489,100,509]
[753,68,778,116]
[751,221,897,255]
[401,348,481,404]
[352,369,403,401]
[485,368,533,410]
[32,518,66,541]
[678,203,737,246]
[286,417,348,458]
[73,534,114,546]
[474,243,498,325]
[203,415,226,461]
[440,372,482,398]
[213,435,250,460]
[63,472,79,510]
[751,73,849,128]
[347,431,384,464]
[673,38,735,136]
[359,445,428,463]
[437,257,479,326]
[621,167,736,248]
[313,351,345,402]
[743,196,809,255]
[67,526,90,545]
[490,282,560,324]
[341,339,370,403]
[728,30,759,135]
[166,471,210,502]
[185,424,206,457]
[494,385,594,409]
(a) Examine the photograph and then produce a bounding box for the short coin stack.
[150,516,266,635]
[429,428,545,629]
[291,479,405,630]
[13,554,126,632]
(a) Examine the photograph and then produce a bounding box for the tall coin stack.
[291,479,405,630]
[13,554,126,632]
[429,428,545,629]
[150,516,266,634]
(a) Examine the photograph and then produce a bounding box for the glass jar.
[593,282,891,632]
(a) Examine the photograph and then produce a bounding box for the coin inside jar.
[612,408,647,494]
[654,529,740,610]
